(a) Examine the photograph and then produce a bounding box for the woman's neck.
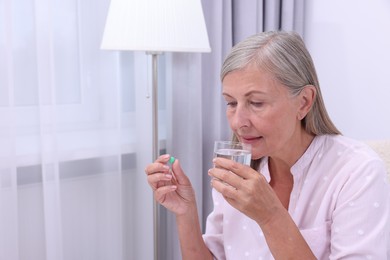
[269,131,315,179]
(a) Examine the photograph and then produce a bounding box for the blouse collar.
[259,135,325,181]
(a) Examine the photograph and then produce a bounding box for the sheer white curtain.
[0,0,305,259]
[0,0,156,259]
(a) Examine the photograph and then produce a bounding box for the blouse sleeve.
[330,158,390,259]
[202,188,226,260]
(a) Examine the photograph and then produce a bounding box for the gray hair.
[221,31,340,136]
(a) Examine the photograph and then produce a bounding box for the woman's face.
[222,65,303,160]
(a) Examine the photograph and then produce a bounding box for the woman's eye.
[226,101,237,107]
[250,102,263,107]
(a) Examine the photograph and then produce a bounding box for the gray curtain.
[232,0,306,44]
[159,1,305,259]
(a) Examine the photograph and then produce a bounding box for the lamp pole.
[147,51,161,260]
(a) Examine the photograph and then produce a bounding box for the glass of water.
[214,141,252,166]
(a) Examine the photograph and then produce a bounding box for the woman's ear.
[297,85,316,120]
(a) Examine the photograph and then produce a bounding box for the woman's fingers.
[144,155,172,176]
[212,157,255,179]
[154,185,177,202]
[155,154,171,163]
[171,159,190,184]
[208,166,244,189]
[147,172,173,189]
[210,176,238,199]
[144,154,177,192]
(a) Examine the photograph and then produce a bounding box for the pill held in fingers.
[167,156,178,182]
[169,156,175,164]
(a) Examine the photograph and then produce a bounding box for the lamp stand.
[147,51,161,260]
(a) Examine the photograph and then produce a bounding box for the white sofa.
[365,140,390,180]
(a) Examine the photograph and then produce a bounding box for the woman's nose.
[232,104,250,129]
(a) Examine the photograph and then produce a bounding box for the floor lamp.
[100,0,211,259]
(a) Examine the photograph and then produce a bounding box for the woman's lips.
[240,136,262,143]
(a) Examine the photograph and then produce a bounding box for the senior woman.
[145,31,390,259]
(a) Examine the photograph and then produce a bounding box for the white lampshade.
[101,0,211,53]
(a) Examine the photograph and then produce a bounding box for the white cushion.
[365,140,390,180]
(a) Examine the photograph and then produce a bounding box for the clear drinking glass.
[214,141,252,166]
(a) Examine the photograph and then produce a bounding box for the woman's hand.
[145,154,196,216]
[208,158,283,226]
